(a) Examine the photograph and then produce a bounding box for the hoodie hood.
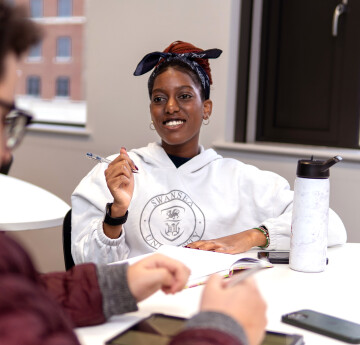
[130,142,222,174]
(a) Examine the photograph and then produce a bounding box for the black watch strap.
[104,203,128,226]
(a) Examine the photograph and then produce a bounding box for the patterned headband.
[133,49,222,100]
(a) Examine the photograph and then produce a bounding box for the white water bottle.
[289,156,342,272]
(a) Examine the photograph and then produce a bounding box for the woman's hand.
[105,147,137,217]
[127,254,190,302]
[185,229,267,254]
[201,274,267,345]
[103,147,137,238]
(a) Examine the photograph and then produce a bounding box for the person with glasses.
[0,2,267,345]
[1,100,32,149]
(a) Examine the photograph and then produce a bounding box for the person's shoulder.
[211,155,289,183]
[208,154,248,170]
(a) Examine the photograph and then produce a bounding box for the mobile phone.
[282,309,360,344]
[258,252,329,265]
[106,313,304,345]
[258,251,290,264]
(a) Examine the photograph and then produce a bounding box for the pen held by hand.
[226,262,265,288]
[86,152,139,173]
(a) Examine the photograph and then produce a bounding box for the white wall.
[8,0,360,273]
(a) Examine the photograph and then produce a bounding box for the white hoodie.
[71,142,347,264]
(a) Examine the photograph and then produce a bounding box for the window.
[15,1,86,127]
[26,76,41,96]
[56,77,70,97]
[30,0,43,18]
[235,0,360,149]
[58,0,72,17]
[28,42,42,61]
[56,37,71,59]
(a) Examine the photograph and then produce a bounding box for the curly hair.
[0,1,43,80]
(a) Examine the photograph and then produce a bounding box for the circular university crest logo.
[140,190,205,249]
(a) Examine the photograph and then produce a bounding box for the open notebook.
[113,245,272,288]
[156,245,272,288]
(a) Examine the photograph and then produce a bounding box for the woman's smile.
[150,67,212,157]
[163,119,186,128]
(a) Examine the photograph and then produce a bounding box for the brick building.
[13,0,86,125]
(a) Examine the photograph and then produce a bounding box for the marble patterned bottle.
[289,156,342,272]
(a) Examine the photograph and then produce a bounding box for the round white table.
[0,174,70,231]
[75,244,360,345]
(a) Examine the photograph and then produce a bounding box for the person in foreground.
[71,40,347,264]
[0,2,266,345]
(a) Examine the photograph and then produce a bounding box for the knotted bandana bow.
[134,49,222,100]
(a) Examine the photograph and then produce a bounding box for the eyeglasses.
[0,99,33,150]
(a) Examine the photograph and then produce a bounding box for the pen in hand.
[86,152,139,173]
[226,262,265,288]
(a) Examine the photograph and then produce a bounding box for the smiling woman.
[149,68,211,158]
[71,41,347,265]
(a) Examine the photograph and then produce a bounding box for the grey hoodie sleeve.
[96,263,138,319]
[96,264,249,344]
[185,311,249,345]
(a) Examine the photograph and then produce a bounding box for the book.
[111,245,272,288]
[155,245,272,288]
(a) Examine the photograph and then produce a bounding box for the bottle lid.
[296,156,342,179]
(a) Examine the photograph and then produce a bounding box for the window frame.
[27,42,42,62]
[30,0,43,18]
[26,76,41,97]
[234,0,360,149]
[234,0,253,142]
[14,0,87,129]
[56,76,70,98]
[56,36,72,61]
[57,0,72,17]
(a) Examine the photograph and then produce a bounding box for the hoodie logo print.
[140,190,205,249]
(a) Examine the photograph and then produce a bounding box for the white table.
[75,244,360,345]
[0,174,70,230]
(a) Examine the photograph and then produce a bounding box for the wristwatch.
[104,202,128,226]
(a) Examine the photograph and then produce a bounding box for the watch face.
[106,202,112,215]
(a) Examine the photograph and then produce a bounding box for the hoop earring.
[203,118,210,125]
[149,121,155,130]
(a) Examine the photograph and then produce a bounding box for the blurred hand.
[127,254,190,302]
[104,147,137,217]
[185,229,267,254]
[200,274,267,345]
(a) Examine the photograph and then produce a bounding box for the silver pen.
[226,261,266,288]
[86,152,138,173]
